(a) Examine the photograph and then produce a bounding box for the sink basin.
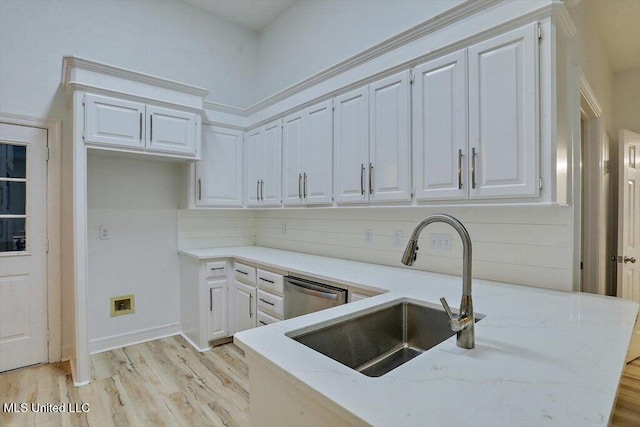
[290,301,480,377]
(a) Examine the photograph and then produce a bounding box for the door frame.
[0,112,62,364]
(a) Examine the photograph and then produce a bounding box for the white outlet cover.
[429,233,451,251]
[393,230,403,246]
[280,224,287,236]
[99,225,110,240]
[365,229,374,244]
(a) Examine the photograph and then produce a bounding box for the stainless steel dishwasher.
[284,276,348,319]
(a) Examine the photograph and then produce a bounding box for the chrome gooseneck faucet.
[401,213,475,349]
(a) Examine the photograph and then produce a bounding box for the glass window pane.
[0,218,26,252]
[0,143,26,178]
[0,181,26,214]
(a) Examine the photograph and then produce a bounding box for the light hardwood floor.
[1,334,638,427]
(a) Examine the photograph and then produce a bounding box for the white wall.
[87,154,184,346]
[255,0,464,101]
[613,68,640,135]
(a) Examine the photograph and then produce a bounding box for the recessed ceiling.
[593,0,640,72]
[181,0,296,32]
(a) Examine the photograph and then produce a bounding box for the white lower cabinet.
[207,279,227,341]
[233,281,257,333]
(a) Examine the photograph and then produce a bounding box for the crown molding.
[578,67,603,116]
[203,100,248,116]
[554,2,577,37]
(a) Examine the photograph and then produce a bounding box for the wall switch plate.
[99,225,110,240]
[365,229,374,244]
[393,230,403,246]
[429,233,452,251]
[280,224,287,236]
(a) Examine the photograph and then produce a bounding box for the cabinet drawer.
[234,262,256,284]
[257,289,284,319]
[256,269,284,296]
[205,261,226,278]
[257,310,280,327]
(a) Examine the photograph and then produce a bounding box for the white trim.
[61,344,72,361]
[89,323,181,354]
[0,112,62,365]
[180,332,212,353]
[555,3,577,37]
[203,101,247,116]
[578,69,603,117]
[61,56,208,98]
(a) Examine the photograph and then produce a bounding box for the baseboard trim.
[89,323,180,354]
[180,332,212,353]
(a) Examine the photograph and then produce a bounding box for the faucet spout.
[401,213,475,349]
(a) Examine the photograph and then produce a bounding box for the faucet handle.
[440,297,466,332]
[440,297,456,321]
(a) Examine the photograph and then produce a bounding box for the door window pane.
[0,218,26,252]
[0,143,26,178]
[0,181,26,215]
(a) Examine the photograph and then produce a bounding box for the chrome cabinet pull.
[150,115,153,142]
[209,288,212,311]
[259,298,275,306]
[198,178,202,200]
[360,163,365,195]
[235,269,248,275]
[369,162,373,194]
[260,179,264,201]
[471,147,477,189]
[259,277,274,284]
[139,113,143,141]
[256,180,260,201]
[210,267,225,271]
[303,172,307,198]
[458,149,463,190]
[298,173,302,199]
[259,320,267,326]
[249,294,253,318]
[624,256,637,264]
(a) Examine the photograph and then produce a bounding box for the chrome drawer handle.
[259,298,275,306]
[259,277,274,284]
[235,269,248,275]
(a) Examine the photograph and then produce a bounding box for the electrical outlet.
[99,225,110,240]
[393,230,403,246]
[365,229,374,244]
[280,224,287,236]
[429,233,452,251]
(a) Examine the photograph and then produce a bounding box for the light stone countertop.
[178,246,639,426]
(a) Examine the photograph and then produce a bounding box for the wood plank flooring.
[1,334,638,426]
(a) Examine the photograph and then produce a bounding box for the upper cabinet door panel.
[146,105,198,156]
[369,71,411,202]
[305,100,333,205]
[245,129,263,207]
[262,120,282,206]
[84,94,145,149]
[196,126,243,207]
[412,50,468,201]
[282,112,305,206]
[334,87,369,204]
[468,24,538,198]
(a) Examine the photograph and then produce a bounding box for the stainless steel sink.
[289,301,481,377]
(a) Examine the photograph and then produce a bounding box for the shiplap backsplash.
[177,209,256,249]
[255,205,574,291]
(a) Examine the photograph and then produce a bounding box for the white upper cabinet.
[369,71,411,202]
[84,93,200,159]
[245,120,282,207]
[283,100,333,206]
[412,50,468,201]
[468,24,538,199]
[195,125,243,207]
[84,94,145,150]
[146,105,198,156]
[334,87,369,204]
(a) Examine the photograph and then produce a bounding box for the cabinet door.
[234,281,256,333]
[282,112,305,206]
[412,50,468,201]
[196,126,243,207]
[334,87,369,204]
[369,71,411,202]
[262,120,282,207]
[146,105,198,156]
[207,279,227,341]
[468,24,538,198]
[305,100,333,205]
[84,94,145,149]
[245,128,264,207]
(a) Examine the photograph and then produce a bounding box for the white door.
[468,24,538,199]
[305,100,333,205]
[617,130,640,303]
[84,94,145,150]
[245,129,263,207]
[262,120,282,207]
[234,281,256,333]
[146,105,198,156]
[369,71,411,202]
[0,123,48,372]
[334,87,369,204]
[195,126,243,207]
[413,49,468,201]
[207,279,227,341]
[282,112,305,206]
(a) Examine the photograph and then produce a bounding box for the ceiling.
[593,0,640,71]
[181,0,296,32]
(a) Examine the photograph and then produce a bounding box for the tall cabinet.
[246,120,282,207]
